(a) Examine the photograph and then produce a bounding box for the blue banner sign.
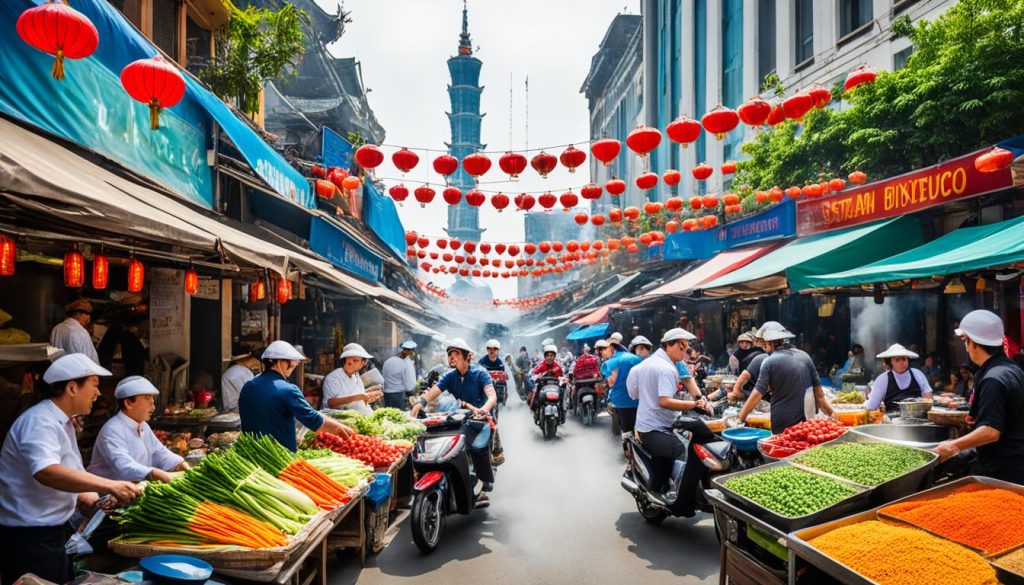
[663,230,717,261]
[712,198,796,250]
[310,217,383,282]
[322,127,353,170]
[362,182,406,258]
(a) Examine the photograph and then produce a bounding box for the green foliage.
[735,0,1024,190]
[199,3,307,117]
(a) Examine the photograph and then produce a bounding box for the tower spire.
[459,0,472,55]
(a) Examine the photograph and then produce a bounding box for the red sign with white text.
[796,150,1014,235]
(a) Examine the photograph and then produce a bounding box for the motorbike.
[410,409,494,553]
[569,373,603,427]
[488,369,508,407]
[619,415,763,526]
[532,376,564,440]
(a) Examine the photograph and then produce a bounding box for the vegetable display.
[233,434,351,510]
[114,482,287,549]
[298,449,374,488]
[808,520,997,585]
[833,390,865,404]
[758,420,847,458]
[880,485,1024,554]
[723,466,858,518]
[793,442,932,486]
[308,431,409,468]
[330,407,426,440]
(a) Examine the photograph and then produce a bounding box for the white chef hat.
[43,354,112,384]
[114,376,161,399]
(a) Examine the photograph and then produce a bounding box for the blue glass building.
[445,3,485,244]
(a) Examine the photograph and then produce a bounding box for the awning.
[292,254,419,310]
[566,323,610,341]
[372,301,441,337]
[572,303,621,325]
[804,215,1024,288]
[699,215,923,297]
[627,244,777,302]
[521,318,575,339]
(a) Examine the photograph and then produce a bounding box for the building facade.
[518,212,595,297]
[641,0,958,199]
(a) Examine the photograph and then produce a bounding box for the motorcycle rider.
[478,340,507,407]
[603,336,648,433]
[411,339,499,494]
[629,328,712,518]
[532,344,566,422]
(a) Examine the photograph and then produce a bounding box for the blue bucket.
[366,472,392,509]
[721,427,771,453]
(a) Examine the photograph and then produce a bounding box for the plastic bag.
[65,509,106,555]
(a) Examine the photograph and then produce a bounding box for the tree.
[735,0,1024,190]
[200,3,307,117]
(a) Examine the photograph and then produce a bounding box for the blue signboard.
[664,199,796,261]
[663,230,718,261]
[362,182,406,258]
[310,217,383,282]
[322,127,353,170]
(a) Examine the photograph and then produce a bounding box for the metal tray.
[991,544,1024,585]
[788,432,938,505]
[711,460,871,533]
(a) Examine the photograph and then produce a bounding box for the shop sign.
[322,127,354,170]
[796,150,1015,235]
[310,217,383,282]
[663,229,717,262]
[194,277,221,301]
[713,198,795,249]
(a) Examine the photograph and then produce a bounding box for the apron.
[883,369,922,411]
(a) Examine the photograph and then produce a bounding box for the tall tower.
[445,1,485,243]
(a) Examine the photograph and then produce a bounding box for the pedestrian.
[865,344,933,412]
[934,310,1024,484]
[712,329,767,402]
[220,353,256,413]
[323,343,383,415]
[381,341,418,410]
[50,299,98,364]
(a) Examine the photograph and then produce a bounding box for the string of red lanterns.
[417,280,564,309]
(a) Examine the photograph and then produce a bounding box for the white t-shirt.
[50,318,98,363]
[0,400,84,527]
[221,364,255,412]
[381,356,416,394]
[323,368,372,414]
[88,412,183,482]
[634,349,689,433]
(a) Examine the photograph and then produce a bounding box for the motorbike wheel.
[411,487,444,554]
[542,417,558,440]
[636,498,668,526]
[581,402,595,427]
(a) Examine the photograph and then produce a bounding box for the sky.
[319,0,640,299]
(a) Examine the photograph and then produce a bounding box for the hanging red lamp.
[276,278,291,305]
[643,201,662,215]
[462,153,492,177]
[495,243,507,255]
[666,220,680,234]
[416,236,430,249]
[808,84,833,109]
[127,257,145,293]
[591,214,606,226]
[341,176,362,191]
[766,100,786,126]
[635,172,658,190]
[559,146,586,173]
[580,183,603,200]
[665,115,702,147]
[844,65,877,92]
[702,195,719,209]
[721,161,737,175]
[120,56,185,130]
[723,193,741,206]
[574,212,589,225]
[354,145,384,169]
[559,191,579,210]
[499,152,528,179]
[605,178,627,197]
[391,148,419,173]
[829,178,847,191]
[451,239,462,251]
[437,238,448,249]
[0,236,15,277]
[608,208,623,223]
[769,186,785,202]
[64,249,85,287]
[702,105,740,140]
[538,192,557,210]
[755,191,769,204]
[786,186,802,199]
[315,179,337,199]
[737,97,772,127]
[626,125,662,157]
[552,241,564,252]
[184,269,199,296]
[662,169,682,187]
[782,90,815,122]
[91,254,108,290]
[433,154,459,176]
[327,167,348,189]
[848,171,868,185]
[250,278,266,302]
[590,138,621,166]
[665,196,683,211]
[491,192,510,212]
[405,232,418,246]
[524,243,537,255]
[531,152,558,178]
[508,245,520,256]
[701,215,719,229]
[689,196,703,210]
[463,241,477,253]
[465,189,486,207]
[388,183,409,204]
[623,207,641,220]
[310,165,327,179]
[692,163,713,181]
[515,193,536,211]
[414,185,436,207]
[443,187,462,205]
[17,0,99,81]
[539,242,552,254]
[975,147,1014,173]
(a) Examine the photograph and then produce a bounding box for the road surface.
[330,397,721,584]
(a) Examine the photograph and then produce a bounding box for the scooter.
[532,376,564,440]
[571,375,602,427]
[410,410,494,553]
[619,415,761,526]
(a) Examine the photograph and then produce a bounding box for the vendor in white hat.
[323,343,382,415]
[221,353,257,413]
[50,298,99,364]
[381,341,418,410]
[0,354,142,585]
[934,310,1024,484]
[88,376,187,483]
[865,344,932,412]
[239,341,355,451]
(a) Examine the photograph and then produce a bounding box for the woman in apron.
[865,344,933,412]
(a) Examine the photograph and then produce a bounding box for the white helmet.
[755,321,784,339]
[661,328,697,344]
[446,338,473,354]
[630,335,653,349]
[262,340,308,361]
[541,338,554,347]
[610,332,624,343]
[485,339,501,350]
[759,321,795,341]
[543,344,558,355]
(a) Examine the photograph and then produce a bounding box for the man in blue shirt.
[240,341,354,451]
[412,339,499,493]
[602,337,642,433]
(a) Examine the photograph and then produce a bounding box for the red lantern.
[782,91,815,122]
[495,243,507,255]
[327,167,348,189]
[766,101,786,126]
[769,186,784,202]
[975,147,1015,173]
[844,65,877,92]
[354,145,384,169]
[433,154,459,176]
[459,268,470,277]
[341,176,362,191]
[574,212,588,225]
[559,146,586,173]
[64,250,84,287]
[626,125,662,157]
[491,192,510,212]
[443,253,453,262]
[591,214,606,226]
[786,186,802,199]
[590,138,621,166]
[755,191,769,204]
[829,178,847,192]
[515,193,536,211]
[665,196,683,211]
[310,165,327,179]
[451,239,462,251]
[405,232,418,246]
[466,190,486,207]
[443,187,462,205]
[466,255,477,265]
[531,152,558,178]
[121,56,185,130]
[635,172,658,190]
[665,115,702,146]
[721,161,737,175]
[609,208,623,222]
[417,250,427,259]
[417,236,430,249]
[666,220,680,234]
[524,243,537,255]
[627,244,640,254]
[848,171,868,185]
[184,269,199,296]
[738,97,772,127]
[127,258,144,293]
[414,185,436,207]
[17,1,99,81]
[276,278,291,305]
[387,183,408,203]
[559,191,579,210]
[607,239,620,251]
[624,207,641,220]
[592,240,604,251]
[692,163,713,181]
[539,242,552,254]
[250,279,266,301]
[580,183,603,200]
[1,235,17,276]
[91,254,108,289]
[702,195,719,209]
[480,243,492,254]
[605,178,627,196]
[462,153,492,177]
[392,148,419,173]
[429,252,439,260]
[701,215,719,229]
[566,240,580,253]
[702,105,740,139]
[499,152,528,179]
[689,196,703,210]
[643,201,662,215]
[808,84,832,109]
[437,238,448,249]
[723,193,740,206]
[508,245,520,256]
[538,192,557,210]
[663,169,682,187]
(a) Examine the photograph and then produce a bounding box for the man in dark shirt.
[935,310,1024,484]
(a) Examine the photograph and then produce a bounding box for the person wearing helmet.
[411,339,499,492]
[629,328,712,516]
[629,336,654,359]
[737,324,834,434]
[478,339,506,372]
[240,341,355,452]
[714,330,768,402]
[532,344,566,420]
[729,332,757,373]
[602,336,649,433]
[323,344,383,415]
[865,344,932,412]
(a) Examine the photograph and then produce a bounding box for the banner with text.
[310,216,383,282]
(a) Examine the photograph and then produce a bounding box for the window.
[894,46,914,70]
[757,0,776,89]
[722,0,743,160]
[794,0,814,66]
[839,0,872,38]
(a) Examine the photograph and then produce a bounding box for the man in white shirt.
[381,341,417,410]
[50,299,98,364]
[221,354,257,412]
[88,376,186,483]
[323,344,383,415]
[0,354,141,584]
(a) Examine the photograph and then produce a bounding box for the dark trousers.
[462,420,495,484]
[615,407,637,434]
[0,524,73,585]
[383,392,407,410]
[639,419,715,513]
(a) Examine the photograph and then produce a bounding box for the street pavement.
[329,396,721,584]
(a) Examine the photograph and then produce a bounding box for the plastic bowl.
[721,427,771,452]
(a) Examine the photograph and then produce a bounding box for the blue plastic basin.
[721,427,771,453]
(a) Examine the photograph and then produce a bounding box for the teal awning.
[566,323,610,341]
[804,215,1024,288]
[699,215,923,297]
